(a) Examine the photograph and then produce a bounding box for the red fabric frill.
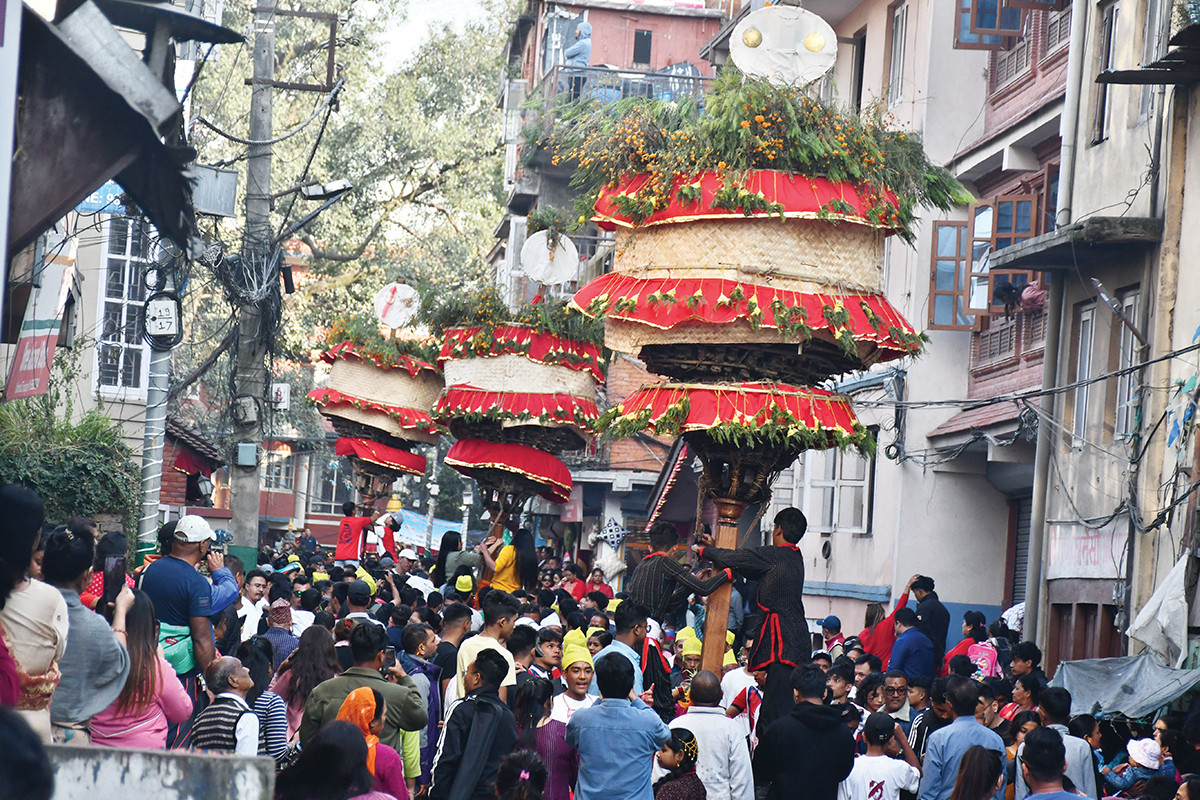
[321,341,438,378]
[306,388,440,434]
[612,382,862,437]
[433,386,599,427]
[444,439,572,504]
[335,437,427,476]
[571,273,920,359]
[592,172,902,232]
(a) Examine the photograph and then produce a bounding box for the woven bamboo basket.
[322,357,443,446]
[613,218,884,294]
[443,355,597,399]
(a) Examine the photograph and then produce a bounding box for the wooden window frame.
[1091,2,1119,145]
[1072,303,1096,445]
[928,220,972,331]
[954,0,1007,50]
[966,194,1038,315]
[968,0,1025,38]
[886,2,908,107]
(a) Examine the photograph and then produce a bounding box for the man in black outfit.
[911,575,950,666]
[429,648,518,800]
[753,664,855,800]
[628,522,731,623]
[694,507,808,730]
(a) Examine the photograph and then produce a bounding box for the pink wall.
[585,7,720,74]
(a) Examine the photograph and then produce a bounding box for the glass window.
[96,217,153,395]
[887,3,908,107]
[1073,305,1095,443]
[1115,291,1141,438]
[763,446,876,537]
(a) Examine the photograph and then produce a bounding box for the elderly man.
[882,670,913,735]
[680,670,754,800]
[191,657,258,755]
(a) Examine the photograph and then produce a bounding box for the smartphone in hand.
[381,646,397,675]
[102,555,127,607]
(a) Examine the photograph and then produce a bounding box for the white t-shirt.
[720,667,758,739]
[837,755,920,800]
[549,692,597,723]
[455,634,516,698]
[238,597,267,641]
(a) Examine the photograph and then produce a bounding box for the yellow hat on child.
[723,650,738,668]
[682,637,703,657]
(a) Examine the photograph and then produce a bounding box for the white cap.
[174,515,215,543]
[646,618,662,642]
[514,617,538,629]
[539,612,562,630]
[399,548,419,561]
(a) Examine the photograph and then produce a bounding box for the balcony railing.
[972,309,1046,368]
[538,64,712,116]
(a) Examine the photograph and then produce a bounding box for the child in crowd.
[1102,738,1175,794]
[653,728,706,800]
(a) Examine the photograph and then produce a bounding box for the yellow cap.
[563,628,587,649]
[723,650,738,668]
[677,626,696,642]
[682,637,703,657]
[287,554,300,563]
[563,643,594,670]
[312,571,329,582]
[726,630,735,646]
[586,626,606,639]
[607,598,622,613]
[455,574,474,593]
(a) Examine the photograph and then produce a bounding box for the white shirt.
[681,706,755,800]
[720,667,758,739]
[346,611,385,628]
[219,692,261,757]
[291,609,315,637]
[238,597,267,642]
[549,692,596,723]
[838,754,921,800]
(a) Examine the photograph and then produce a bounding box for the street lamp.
[273,179,354,292]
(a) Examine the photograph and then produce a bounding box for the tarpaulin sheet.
[1049,653,1200,718]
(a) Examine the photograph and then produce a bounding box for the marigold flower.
[754,115,765,123]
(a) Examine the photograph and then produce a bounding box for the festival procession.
[5,0,1200,798]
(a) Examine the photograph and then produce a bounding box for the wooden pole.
[701,497,745,673]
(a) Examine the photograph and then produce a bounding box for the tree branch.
[168,326,237,400]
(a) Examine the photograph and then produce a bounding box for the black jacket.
[430,689,518,800]
[915,591,950,664]
[700,544,806,670]
[753,702,855,800]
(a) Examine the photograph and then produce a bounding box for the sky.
[382,0,492,69]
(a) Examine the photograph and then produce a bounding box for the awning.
[444,439,572,504]
[334,437,427,476]
[307,388,439,435]
[1099,23,1200,85]
[927,401,1026,440]
[1050,653,1200,719]
[989,216,1162,271]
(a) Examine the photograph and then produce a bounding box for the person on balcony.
[563,22,591,100]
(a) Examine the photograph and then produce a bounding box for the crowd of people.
[0,490,1198,800]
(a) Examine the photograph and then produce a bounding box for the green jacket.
[299,667,427,750]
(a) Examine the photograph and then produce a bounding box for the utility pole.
[229,0,275,563]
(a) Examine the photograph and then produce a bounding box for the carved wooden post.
[701,497,745,673]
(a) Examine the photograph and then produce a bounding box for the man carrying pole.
[694,507,808,730]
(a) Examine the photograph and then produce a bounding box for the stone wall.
[48,745,274,800]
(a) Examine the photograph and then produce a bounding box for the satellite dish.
[730,5,838,87]
[520,230,579,286]
[373,283,420,329]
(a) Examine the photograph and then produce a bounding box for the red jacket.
[857,594,909,664]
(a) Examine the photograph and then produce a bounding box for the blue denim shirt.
[566,698,672,800]
[918,715,1006,800]
[587,640,643,696]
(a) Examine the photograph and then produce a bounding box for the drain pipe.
[1023,0,1088,648]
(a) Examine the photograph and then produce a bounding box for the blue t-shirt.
[140,555,213,627]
